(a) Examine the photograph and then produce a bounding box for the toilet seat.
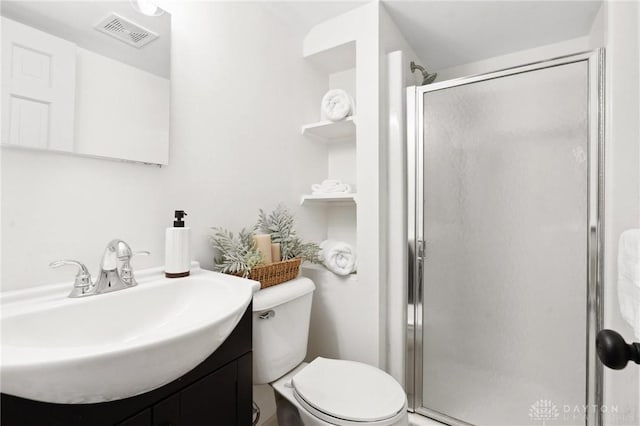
[291,357,407,425]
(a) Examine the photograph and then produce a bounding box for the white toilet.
[252,277,408,426]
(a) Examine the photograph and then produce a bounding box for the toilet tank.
[252,277,315,384]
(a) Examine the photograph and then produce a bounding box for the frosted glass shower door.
[416,60,597,426]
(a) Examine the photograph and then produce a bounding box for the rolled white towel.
[320,240,357,276]
[312,179,352,195]
[321,89,354,122]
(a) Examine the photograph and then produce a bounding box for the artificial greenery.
[210,204,320,277]
[256,204,321,263]
[210,227,263,277]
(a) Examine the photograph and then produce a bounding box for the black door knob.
[596,329,640,370]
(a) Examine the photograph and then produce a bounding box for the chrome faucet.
[50,239,149,298]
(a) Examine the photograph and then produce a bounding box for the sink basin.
[0,264,259,404]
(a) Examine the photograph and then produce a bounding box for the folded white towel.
[320,240,357,276]
[618,229,640,339]
[312,179,352,195]
[321,89,354,122]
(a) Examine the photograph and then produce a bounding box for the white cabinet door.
[1,17,76,151]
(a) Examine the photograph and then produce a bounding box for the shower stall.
[406,51,604,426]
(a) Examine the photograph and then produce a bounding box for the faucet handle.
[120,251,150,286]
[50,260,95,297]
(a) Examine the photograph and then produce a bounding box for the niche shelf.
[300,193,357,205]
[301,116,355,142]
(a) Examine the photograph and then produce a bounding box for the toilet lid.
[291,357,406,423]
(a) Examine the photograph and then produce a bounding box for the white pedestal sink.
[0,263,259,404]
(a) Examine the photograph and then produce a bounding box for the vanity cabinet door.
[179,361,238,426]
[117,408,151,426]
[153,394,180,426]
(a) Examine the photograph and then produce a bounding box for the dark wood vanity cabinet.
[1,304,253,426]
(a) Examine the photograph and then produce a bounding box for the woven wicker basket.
[242,257,302,289]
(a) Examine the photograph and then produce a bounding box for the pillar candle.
[253,234,272,264]
[271,243,281,263]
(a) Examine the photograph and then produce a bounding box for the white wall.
[436,36,593,81]
[298,2,385,369]
[353,1,385,368]
[379,3,422,386]
[74,47,170,165]
[602,1,640,424]
[326,68,357,248]
[299,0,422,379]
[589,1,606,50]
[1,2,328,292]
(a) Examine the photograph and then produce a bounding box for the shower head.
[422,71,437,84]
[410,61,437,85]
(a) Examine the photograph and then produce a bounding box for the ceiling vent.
[95,13,158,48]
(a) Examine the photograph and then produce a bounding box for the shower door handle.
[596,329,640,370]
[417,240,426,261]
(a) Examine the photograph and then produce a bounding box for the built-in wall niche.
[0,1,171,165]
[301,51,358,276]
[301,67,357,201]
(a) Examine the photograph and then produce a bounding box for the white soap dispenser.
[165,210,191,278]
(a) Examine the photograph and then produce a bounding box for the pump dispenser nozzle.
[173,210,187,227]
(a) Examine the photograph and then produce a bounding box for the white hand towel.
[321,89,354,122]
[617,229,640,338]
[311,179,352,195]
[320,240,357,276]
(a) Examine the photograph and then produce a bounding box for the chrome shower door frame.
[406,49,605,426]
